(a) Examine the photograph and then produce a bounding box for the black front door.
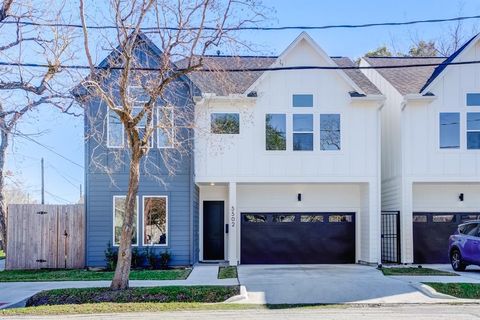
[203,201,225,260]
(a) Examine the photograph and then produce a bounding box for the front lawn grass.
[424,282,480,299]
[381,267,458,276]
[26,286,240,307]
[0,268,191,282]
[218,266,237,279]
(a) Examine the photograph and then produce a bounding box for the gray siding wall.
[84,52,198,266]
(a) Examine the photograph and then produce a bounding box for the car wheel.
[450,249,466,271]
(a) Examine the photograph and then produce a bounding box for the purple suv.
[448,221,480,271]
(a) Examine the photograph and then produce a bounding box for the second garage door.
[413,212,480,263]
[241,212,355,264]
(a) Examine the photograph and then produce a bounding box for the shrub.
[159,250,171,270]
[104,242,117,271]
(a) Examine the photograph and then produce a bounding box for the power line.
[4,14,480,31]
[0,59,479,72]
[14,132,84,168]
[45,190,73,204]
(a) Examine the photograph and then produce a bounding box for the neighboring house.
[361,33,480,264]
[191,32,384,265]
[73,33,200,267]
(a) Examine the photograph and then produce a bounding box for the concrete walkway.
[237,264,466,304]
[0,265,237,309]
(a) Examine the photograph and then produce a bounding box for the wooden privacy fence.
[6,204,85,270]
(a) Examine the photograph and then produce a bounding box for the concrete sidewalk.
[0,265,238,309]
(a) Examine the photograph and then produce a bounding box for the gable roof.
[420,33,480,93]
[177,55,381,96]
[363,56,446,95]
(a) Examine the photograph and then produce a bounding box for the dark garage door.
[241,212,355,264]
[413,212,480,263]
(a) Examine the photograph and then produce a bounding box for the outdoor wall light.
[297,193,302,202]
[210,182,215,186]
[459,193,464,202]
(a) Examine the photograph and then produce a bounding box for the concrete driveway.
[237,264,452,304]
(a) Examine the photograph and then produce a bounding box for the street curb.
[410,283,457,299]
[224,285,248,303]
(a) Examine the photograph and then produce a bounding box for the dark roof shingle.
[363,56,447,95]
[177,55,381,96]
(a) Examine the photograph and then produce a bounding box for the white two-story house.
[361,33,480,264]
[190,33,384,265]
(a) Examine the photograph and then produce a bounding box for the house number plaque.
[230,206,236,228]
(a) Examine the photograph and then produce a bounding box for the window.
[439,113,460,149]
[113,196,138,246]
[329,215,353,223]
[143,196,168,246]
[467,112,480,149]
[292,94,313,107]
[467,93,480,106]
[459,223,479,236]
[157,106,174,148]
[320,114,341,150]
[107,109,124,148]
[461,215,480,222]
[432,215,455,223]
[132,106,153,148]
[413,215,427,223]
[243,214,267,223]
[266,114,286,150]
[273,214,295,222]
[301,215,324,223]
[211,113,240,134]
[293,114,313,151]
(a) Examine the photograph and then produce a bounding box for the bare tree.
[78,0,265,290]
[0,0,75,252]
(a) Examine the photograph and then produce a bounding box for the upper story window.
[158,106,174,148]
[292,94,313,107]
[132,106,154,148]
[320,114,341,150]
[467,112,480,149]
[211,113,240,134]
[439,112,460,149]
[293,114,313,151]
[467,93,480,106]
[266,114,286,150]
[107,109,124,148]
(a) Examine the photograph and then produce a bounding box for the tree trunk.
[0,124,8,254]
[110,147,141,290]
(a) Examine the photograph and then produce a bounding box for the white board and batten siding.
[195,36,383,264]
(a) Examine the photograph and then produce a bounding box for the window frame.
[292,113,314,151]
[265,113,287,151]
[157,106,175,149]
[467,112,480,150]
[439,112,461,150]
[107,108,125,148]
[292,94,314,108]
[210,112,240,135]
[320,113,341,151]
[142,195,169,247]
[112,195,139,247]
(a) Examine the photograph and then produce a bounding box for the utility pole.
[79,184,82,202]
[41,158,45,204]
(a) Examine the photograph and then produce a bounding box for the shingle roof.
[177,55,381,96]
[363,56,447,95]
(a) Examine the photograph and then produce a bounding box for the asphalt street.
[5,304,480,320]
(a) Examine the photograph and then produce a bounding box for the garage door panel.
[413,213,479,264]
[241,213,355,264]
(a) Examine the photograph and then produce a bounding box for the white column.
[228,182,238,265]
[402,179,414,263]
[368,180,381,264]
